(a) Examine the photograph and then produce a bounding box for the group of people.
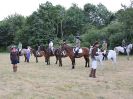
[9,34,127,79]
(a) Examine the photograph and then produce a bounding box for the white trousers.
[91,59,97,69]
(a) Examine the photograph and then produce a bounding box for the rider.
[35,43,40,55]
[75,33,81,57]
[122,39,126,47]
[122,39,127,53]
[101,40,108,60]
[49,39,54,54]
[62,39,67,56]
[63,39,66,45]
[18,42,22,55]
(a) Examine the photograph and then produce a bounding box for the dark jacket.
[10,51,19,62]
[91,46,99,59]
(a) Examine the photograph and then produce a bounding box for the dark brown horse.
[31,48,45,63]
[39,46,63,66]
[61,44,90,69]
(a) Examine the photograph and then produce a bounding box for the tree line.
[0,1,133,51]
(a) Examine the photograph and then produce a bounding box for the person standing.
[26,46,31,62]
[10,46,19,72]
[89,41,100,78]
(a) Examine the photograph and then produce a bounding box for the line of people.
[10,36,127,79]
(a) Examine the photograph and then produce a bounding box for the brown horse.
[31,48,45,63]
[39,46,63,66]
[61,44,90,69]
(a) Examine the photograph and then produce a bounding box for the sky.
[0,0,131,21]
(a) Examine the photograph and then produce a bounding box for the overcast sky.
[0,0,131,21]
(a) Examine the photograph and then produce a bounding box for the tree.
[84,3,113,28]
[64,4,85,36]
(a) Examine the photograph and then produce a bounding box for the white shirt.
[49,41,53,48]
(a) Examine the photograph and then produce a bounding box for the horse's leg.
[88,57,90,67]
[36,56,38,63]
[127,52,129,60]
[48,57,50,65]
[55,56,58,64]
[84,57,87,67]
[84,56,89,67]
[59,57,62,67]
[72,58,75,69]
[49,58,50,65]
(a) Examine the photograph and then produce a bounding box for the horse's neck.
[65,46,73,53]
[32,49,37,56]
[127,44,132,50]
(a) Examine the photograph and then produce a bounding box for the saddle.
[73,48,83,53]
[49,48,55,55]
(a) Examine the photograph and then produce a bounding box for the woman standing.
[10,46,19,72]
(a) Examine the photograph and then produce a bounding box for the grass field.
[0,53,133,99]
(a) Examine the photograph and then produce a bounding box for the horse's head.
[128,44,133,50]
[61,43,67,51]
[39,45,45,52]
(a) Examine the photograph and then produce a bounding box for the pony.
[61,43,90,69]
[114,44,133,60]
[39,46,63,66]
[31,48,45,63]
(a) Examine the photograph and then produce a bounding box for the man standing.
[89,41,99,78]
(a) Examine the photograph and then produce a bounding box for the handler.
[89,41,100,78]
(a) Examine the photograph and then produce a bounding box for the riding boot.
[89,68,93,77]
[75,51,78,57]
[93,69,96,78]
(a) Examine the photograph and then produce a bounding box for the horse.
[114,44,133,60]
[61,43,90,69]
[39,46,63,66]
[31,48,45,63]
[19,47,31,62]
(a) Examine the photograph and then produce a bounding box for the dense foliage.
[0,1,133,51]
